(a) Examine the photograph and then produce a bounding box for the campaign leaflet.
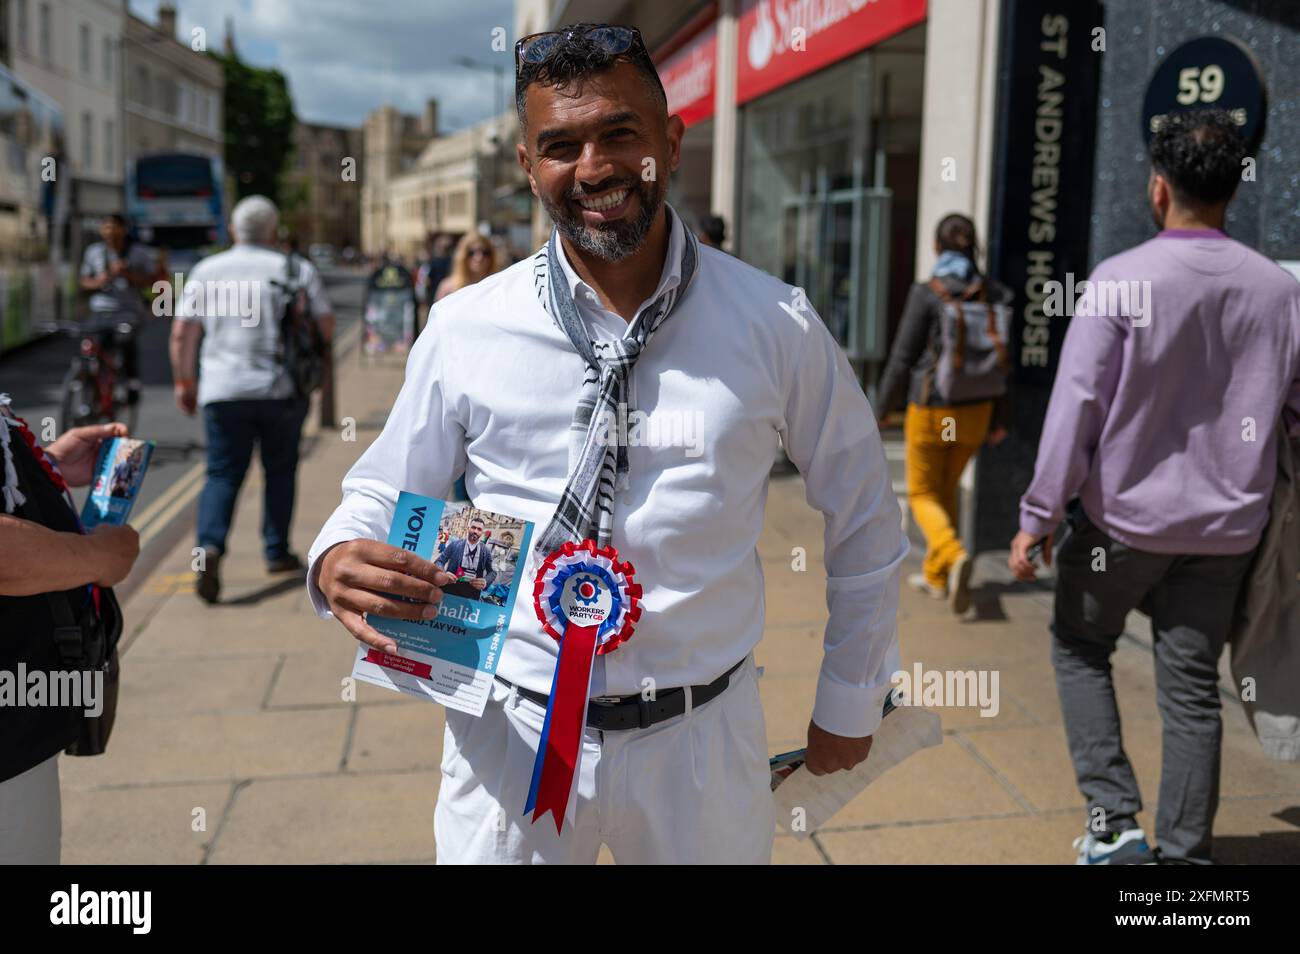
[349,491,533,716]
[80,437,154,529]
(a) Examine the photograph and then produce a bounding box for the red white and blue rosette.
[524,539,641,833]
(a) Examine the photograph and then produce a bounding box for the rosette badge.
[524,539,641,832]
[534,539,641,651]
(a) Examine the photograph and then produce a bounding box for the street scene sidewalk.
[58,339,1300,865]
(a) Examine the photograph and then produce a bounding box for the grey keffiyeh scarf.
[532,204,700,554]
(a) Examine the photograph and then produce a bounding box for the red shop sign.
[657,21,718,127]
[736,0,927,105]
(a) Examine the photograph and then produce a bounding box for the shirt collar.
[553,204,685,315]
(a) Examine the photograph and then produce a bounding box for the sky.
[127,0,518,133]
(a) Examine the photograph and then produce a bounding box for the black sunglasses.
[515,25,646,68]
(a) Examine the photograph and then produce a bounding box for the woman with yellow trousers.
[877,214,1011,615]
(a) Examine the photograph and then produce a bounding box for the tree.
[212,50,296,205]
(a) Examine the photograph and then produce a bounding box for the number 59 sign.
[1142,35,1266,152]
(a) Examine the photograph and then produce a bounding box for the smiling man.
[308,23,906,864]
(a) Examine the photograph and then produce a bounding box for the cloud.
[129,0,515,130]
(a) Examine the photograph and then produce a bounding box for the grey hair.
[231,195,279,243]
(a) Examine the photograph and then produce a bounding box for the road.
[1,266,368,600]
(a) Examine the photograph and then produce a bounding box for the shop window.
[739,54,887,361]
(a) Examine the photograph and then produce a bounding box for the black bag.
[15,466,124,757]
[44,585,123,757]
[274,252,325,397]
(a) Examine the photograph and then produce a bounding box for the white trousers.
[0,753,61,864]
[434,655,776,864]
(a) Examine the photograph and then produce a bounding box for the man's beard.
[542,179,663,262]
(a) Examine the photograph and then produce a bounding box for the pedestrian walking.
[434,233,502,302]
[877,213,1011,615]
[696,214,726,249]
[169,195,335,603]
[309,22,906,864]
[415,232,453,322]
[1009,109,1300,865]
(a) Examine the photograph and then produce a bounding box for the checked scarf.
[532,204,700,554]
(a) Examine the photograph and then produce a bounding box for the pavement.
[58,329,1300,864]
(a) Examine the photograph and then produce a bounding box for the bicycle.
[57,314,141,435]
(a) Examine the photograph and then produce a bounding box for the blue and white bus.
[126,153,227,269]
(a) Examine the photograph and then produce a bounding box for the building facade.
[122,4,223,164]
[360,101,436,257]
[361,95,533,264]
[9,0,126,258]
[283,120,363,252]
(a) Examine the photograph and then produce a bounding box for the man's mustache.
[569,178,639,200]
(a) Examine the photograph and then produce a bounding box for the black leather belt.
[496,658,746,732]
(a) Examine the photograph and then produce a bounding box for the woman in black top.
[0,400,139,863]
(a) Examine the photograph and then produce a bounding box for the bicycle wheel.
[59,364,97,433]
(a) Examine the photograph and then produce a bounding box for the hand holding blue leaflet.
[80,437,154,529]
[348,491,534,717]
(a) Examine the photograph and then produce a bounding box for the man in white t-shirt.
[169,195,334,604]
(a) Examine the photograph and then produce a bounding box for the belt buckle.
[590,695,623,705]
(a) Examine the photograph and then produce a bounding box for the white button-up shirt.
[308,210,907,737]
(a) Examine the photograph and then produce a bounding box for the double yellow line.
[132,459,207,549]
[131,319,362,550]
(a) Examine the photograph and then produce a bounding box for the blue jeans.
[197,397,309,563]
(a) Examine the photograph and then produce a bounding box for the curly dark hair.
[1149,109,1248,206]
[515,23,667,134]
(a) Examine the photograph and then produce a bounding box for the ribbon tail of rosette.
[523,621,599,834]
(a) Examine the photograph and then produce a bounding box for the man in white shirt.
[171,195,335,604]
[309,23,906,864]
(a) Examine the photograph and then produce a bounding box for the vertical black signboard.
[974,0,1103,553]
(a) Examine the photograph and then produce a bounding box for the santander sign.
[737,0,927,104]
[658,21,718,128]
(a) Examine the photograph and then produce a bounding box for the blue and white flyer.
[81,437,154,529]
[349,491,533,716]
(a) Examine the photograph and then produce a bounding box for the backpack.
[273,253,325,397]
[927,277,1012,404]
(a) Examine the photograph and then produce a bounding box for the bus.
[126,152,227,270]
[0,64,72,355]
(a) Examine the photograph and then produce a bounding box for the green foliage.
[212,50,297,205]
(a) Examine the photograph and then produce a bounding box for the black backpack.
[273,253,325,397]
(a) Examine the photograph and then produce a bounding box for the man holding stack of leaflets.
[309,22,906,864]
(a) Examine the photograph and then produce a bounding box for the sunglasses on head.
[515,25,646,67]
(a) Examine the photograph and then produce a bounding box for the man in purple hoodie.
[1009,110,1300,865]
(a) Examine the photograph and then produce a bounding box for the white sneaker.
[1073,829,1155,865]
[907,573,946,599]
[948,554,974,615]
